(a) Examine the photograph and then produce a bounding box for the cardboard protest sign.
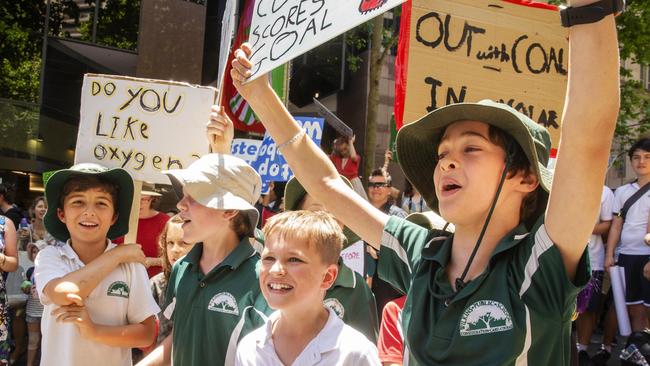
[231,138,263,164]
[251,116,324,183]
[313,98,353,138]
[247,0,406,81]
[398,0,567,149]
[76,74,216,184]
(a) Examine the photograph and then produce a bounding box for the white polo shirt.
[34,241,160,366]
[235,308,380,366]
[613,182,650,255]
[588,186,615,270]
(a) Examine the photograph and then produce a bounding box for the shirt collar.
[332,258,356,288]
[59,239,117,261]
[184,238,256,273]
[258,308,343,356]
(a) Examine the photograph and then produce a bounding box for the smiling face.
[367,175,391,206]
[433,121,511,225]
[260,234,337,311]
[176,188,234,243]
[57,188,117,246]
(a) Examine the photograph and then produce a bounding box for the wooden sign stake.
[124,180,142,244]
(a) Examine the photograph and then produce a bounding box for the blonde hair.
[158,214,185,280]
[263,210,344,265]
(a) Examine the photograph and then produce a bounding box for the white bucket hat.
[163,154,262,237]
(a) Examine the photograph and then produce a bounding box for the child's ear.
[518,171,539,194]
[223,210,239,220]
[321,264,339,290]
[111,213,118,226]
[57,208,66,223]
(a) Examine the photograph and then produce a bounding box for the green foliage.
[0,0,78,102]
[79,0,140,50]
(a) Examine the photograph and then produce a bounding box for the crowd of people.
[0,3,634,365]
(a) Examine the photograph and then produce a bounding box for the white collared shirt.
[35,241,160,366]
[613,182,650,255]
[235,308,380,366]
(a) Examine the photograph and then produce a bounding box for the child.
[140,153,270,366]
[35,163,160,365]
[229,3,620,363]
[149,214,196,346]
[283,176,379,342]
[23,240,47,366]
[235,210,380,365]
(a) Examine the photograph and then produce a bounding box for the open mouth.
[440,179,462,195]
[267,282,294,293]
[79,221,99,228]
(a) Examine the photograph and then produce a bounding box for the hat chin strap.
[449,141,515,303]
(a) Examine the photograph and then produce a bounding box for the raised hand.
[207,105,234,154]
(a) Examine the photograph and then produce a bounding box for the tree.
[79,0,140,51]
[345,9,400,181]
[0,0,77,102]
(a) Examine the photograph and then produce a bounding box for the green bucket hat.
[397,99,553,221]
[284,176,361,246]
[44,163,134,242]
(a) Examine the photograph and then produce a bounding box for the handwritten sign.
[340,240,364,276]
[247,0,406,81]
[251,116,324,183]
[76,74,216,184]
[402,0,567,148]
[231,138,262,164]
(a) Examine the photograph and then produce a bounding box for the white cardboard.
[76,74,216,184]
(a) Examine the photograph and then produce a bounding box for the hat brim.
[44,168,134,242]
[284,176,361,246]
[164,170,259,237]
[397,102,552,221]
[140,190,162,197]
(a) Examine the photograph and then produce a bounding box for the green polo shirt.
[378,216,589,366]
[324,259,379,342]
[166,239,270,366]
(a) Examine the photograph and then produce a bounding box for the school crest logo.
[459,300,513,336]
[323,298,345,319]
[208,292,239,316]
[106,281,130,298]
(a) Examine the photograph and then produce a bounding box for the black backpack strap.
[620,182,650,220]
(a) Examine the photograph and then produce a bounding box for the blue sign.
[251,116,324,190]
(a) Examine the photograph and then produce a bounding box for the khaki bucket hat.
[163,154,262,237]
[397,99,553,222]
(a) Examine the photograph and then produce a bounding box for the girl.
[23,240,47,366]
[149,215,196,346]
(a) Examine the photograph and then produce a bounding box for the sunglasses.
[368,182,389,188]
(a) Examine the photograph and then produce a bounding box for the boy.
[284,176,379,342]
[605,138,650,333]
[35,163,160,365]
[229,0,620,363]
[140,155,269,365]
[235,210,380,365]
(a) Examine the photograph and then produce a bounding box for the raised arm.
[545,1,620,278]
[40,244,145,306]
[207,106,234,154]
[231,45,388,247]
[349,135,359,161]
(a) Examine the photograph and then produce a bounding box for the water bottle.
[19,218,29,231]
